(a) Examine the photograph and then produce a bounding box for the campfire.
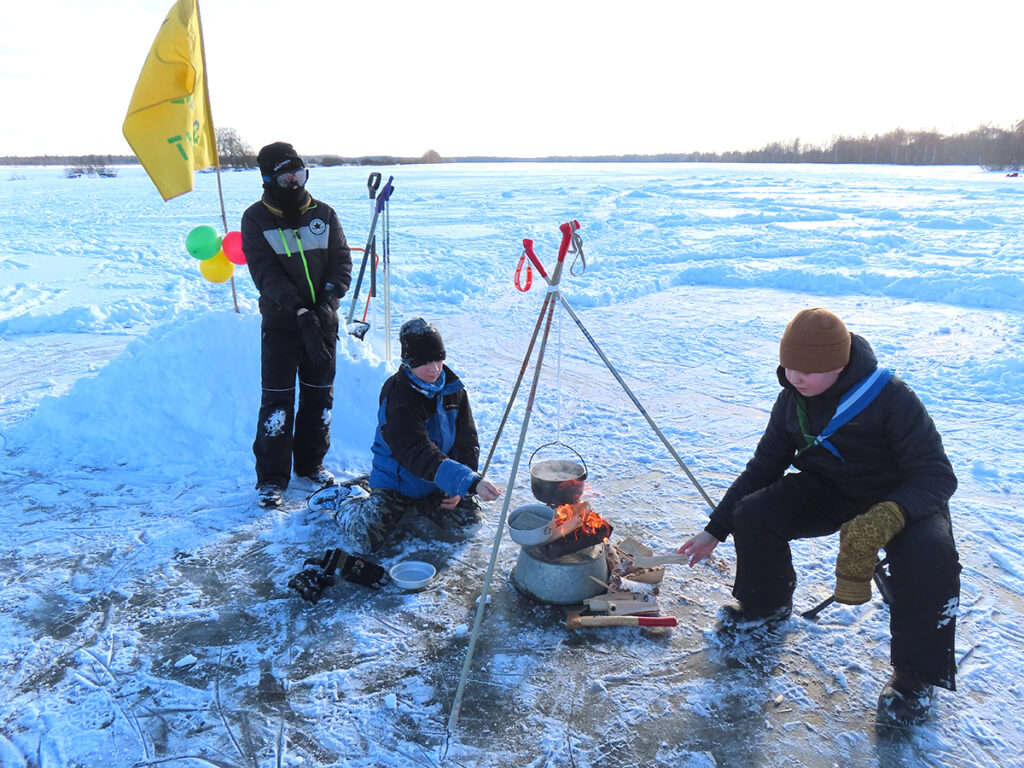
[539,501,613,559]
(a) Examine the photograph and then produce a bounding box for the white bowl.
[390,560,436,590]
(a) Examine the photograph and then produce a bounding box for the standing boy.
[679,308,960,727]
[242,142,352,507]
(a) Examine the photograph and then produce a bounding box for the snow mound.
[8,311,390,477]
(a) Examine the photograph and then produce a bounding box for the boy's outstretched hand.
[476,478,501,502]
[678,531,719,567]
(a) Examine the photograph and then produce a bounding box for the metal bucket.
[511,542,608,605]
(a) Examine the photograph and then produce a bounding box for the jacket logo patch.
[309,218,327,236]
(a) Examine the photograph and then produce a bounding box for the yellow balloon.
[200,250,234,283]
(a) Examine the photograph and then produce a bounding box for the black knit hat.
[400,318,446,368]
[257,142,304,182]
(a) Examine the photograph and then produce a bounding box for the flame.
[554,501,610,536]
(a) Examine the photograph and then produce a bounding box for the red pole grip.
[556,220,580,262]
[522,238,548,278]
[636,616,678,627]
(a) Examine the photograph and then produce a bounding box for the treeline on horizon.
[4,121,1024,170]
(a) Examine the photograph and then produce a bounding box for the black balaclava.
[257,141,309,228]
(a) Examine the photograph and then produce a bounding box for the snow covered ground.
[1,162,1022,767]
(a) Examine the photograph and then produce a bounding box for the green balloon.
[185,225,222,261]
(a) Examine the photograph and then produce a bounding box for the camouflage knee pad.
[335,489,410,553]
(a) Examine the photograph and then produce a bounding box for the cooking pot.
[508,504,558,546]
[529,442,588,507]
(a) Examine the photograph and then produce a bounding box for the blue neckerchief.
[404,366,446,397]
[794,367,893,462]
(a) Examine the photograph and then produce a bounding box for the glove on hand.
[835,501,906,605]
[318,282,340,311]
[297,310,331,364]
[314,283,340,342]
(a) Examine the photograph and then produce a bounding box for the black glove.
[297,310,331,364]
[319,282,341,311]
[287,549,342,604]
[314,283,340,341]
[340,553,390,588]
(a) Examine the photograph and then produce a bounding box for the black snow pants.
[730,471,960,690]
[253,322,336,488]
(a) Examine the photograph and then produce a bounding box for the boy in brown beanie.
[678,308,960,728]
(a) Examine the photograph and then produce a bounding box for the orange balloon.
[222,230,246,265]
[200,250,235,283]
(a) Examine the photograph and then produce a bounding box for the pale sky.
[2,0,1021,158]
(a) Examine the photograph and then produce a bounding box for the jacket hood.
[776,333,878,402]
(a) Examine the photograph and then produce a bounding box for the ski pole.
[346,175,394,329]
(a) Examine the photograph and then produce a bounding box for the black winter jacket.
[706,334,957,541]
[369,365,481,499]
[241,193,352,327]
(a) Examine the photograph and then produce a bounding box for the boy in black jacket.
[678,308,960,728]
[311,319,501,552]
[242,142,352,507]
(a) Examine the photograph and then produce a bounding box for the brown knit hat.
[779,308,851,373]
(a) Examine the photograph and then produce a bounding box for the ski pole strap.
[568,227,586,276]
[794,366,894,462]
[514,250,533,291]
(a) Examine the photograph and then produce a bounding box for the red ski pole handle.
[522,238,548,279]
[514,251,533,292]
[557,220,581,262]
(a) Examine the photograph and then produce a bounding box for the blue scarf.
[404,366,446,397]
[794,367,893,462]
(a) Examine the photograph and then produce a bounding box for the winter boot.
[876,672,934,728]
[717,601,793,632]
[257,482,284,508]
[297,465,335,488]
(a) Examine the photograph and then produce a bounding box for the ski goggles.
[264,165,307,188]
[271,167,309,188]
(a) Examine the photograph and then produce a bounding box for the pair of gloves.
[834,501,905,605]
[297,283,343,364]
[287,547,390,604]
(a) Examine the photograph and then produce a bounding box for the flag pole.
[195,0,239,313]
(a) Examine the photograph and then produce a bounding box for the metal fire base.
[511,542,609,605]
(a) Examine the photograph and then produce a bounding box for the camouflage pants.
[335,487,483,554]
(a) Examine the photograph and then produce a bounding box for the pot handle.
[528,441,588,475]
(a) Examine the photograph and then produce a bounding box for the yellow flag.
[123,0,218,201]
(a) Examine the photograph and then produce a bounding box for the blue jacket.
[369,365,481,499]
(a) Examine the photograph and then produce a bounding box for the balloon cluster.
[185,225,246,283]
